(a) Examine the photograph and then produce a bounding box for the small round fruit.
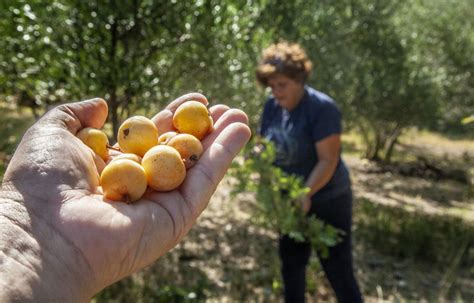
[142,145,186,191]
[109,153,142,164]
[158,131,178,145]
[100,159,147,203]
[118,116,158,157]
[172,101,213,140]
[167,134,203,169]
[76,127,109,161]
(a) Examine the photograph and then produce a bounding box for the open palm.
[2,93,250,300]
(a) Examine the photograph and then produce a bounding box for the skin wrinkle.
[58,189,109,282]
[194,154,219,187]
[130,209,148,277]
[170,191,192,242]
[149,191,186,243]
[0,248,40,279]
[60,198,128,289]
[21,126,73,147]
[133,206,154,271]
[39,220,94,291]
[34,230,85,292]
[129,205,147,271]
[9,131,99,196]
[130,203,160,276]
[60,105,83,131]
[42,104,82,132]
[21,146,54,176]
[0,195,93,301]
[207,141,236,182]
[112,217,139,283]
[86,205,122,281]
[1,194,53,232]
[155,199,178,241]
[177,194,192,242]
[7,136,77,182]
[125,201,169,274]
[9,193,95,297]
[0,220,41,277]
[70,148,101,191]
[0,200,31,229]
[183,165,215,217]
[0,249,39,301]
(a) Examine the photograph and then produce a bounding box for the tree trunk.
[359,122,374,159]
[108,19,119,140]
[30,106,39,120]
[384,125,402,163]
[368,131,382,161]
[109,90,119,142]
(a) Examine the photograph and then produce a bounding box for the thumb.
[40,98,109,134]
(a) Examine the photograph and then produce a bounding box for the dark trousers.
[278,190,363,303]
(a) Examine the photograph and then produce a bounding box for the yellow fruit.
[172,101,213,140]
[76,127,109,161]
[158,131,178,145]
[142,145,186,191]
[118,116,158,157]
[166,133,203,169]
[100,159,147,203]
[109,153,142,164]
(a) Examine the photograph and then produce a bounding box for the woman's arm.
[300,134,341,212]
[305,134,341,196]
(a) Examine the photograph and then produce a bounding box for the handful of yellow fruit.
[76,100,213,203]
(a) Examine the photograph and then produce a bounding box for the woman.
[256,42,363,303]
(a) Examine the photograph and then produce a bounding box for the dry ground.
[94,130,474,302]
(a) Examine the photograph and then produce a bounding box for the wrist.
[0,187,94,302]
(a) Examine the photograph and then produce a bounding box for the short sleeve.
[311,102,342,143]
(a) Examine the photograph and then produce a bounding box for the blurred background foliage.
[1,0,473,157]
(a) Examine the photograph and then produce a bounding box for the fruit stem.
[107,144,121,152]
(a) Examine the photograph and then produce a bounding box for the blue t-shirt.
[259,86,351,201]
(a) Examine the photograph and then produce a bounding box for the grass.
[343,127,474,166]
[355,198,473,263]
[322,193,473,302]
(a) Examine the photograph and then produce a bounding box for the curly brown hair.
[256,41,313,86]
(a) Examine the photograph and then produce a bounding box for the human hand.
[0,93,251,301]
[297,195,312,214]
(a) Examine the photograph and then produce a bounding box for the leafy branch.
[230,136,342,257]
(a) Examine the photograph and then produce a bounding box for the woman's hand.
[296,195,312,214]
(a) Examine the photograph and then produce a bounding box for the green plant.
[230,137,342,257]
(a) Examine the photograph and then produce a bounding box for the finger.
[152,110,174,135]
[165,92,208,111]
[201,108,249,150]
[92,150,107,174]
[151,93,208,135]
[209,104,230,122]
[40,98,109,134]
[182,121,251,215]
[105,149,124,164]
